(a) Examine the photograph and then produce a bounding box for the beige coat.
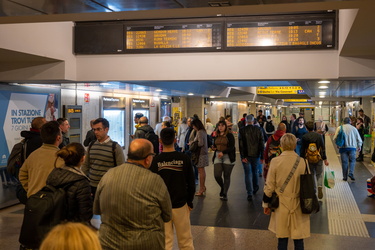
[263,150,311,239]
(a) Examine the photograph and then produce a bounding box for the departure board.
[125,23,222,50]
[226,15,334,49]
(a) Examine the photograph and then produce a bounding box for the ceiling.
[0,0,374,106]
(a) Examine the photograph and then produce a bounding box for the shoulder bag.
[269,156,301,211]
[300,159,320,214]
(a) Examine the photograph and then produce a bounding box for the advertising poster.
[0,91,49,165]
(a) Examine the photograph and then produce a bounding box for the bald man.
[263,123,287,179]
[134,116,159,154]
[94,139,171,250]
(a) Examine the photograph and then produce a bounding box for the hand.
[242,158,248,163]
[218,152,224,159]
[264,207,271,215]
[324,159,329,166]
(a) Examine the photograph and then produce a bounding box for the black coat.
[20,130,43,158]
[46,167,93,223]
[239,125,264,159]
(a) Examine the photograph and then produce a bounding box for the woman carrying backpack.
[47,142,93,223]
[211,120,236,201]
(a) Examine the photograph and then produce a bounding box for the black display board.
[74,11,336,54]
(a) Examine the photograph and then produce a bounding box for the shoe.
[195,187,206,196]
[220,188,224,198]
[259,174,263,177]
[247,195,253,201]
[318,186,323,199]
[343,178,347,181]
[356,157,363,162]
[253,186,259,195]
[220,195,228,201]
[349,175,355,181]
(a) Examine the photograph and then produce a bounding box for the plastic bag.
[324,167,335,189]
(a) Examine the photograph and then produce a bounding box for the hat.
[134,113,144,119]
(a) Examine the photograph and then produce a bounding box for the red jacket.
[264,129,286,164]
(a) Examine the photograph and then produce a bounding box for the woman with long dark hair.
[190,118,208,196]
[212,121,236,201]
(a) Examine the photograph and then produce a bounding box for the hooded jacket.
[134,124,155,139]
[20,129,43,158]
[46,166,93,223]
[264,129,286,164]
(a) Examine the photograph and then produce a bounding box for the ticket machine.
[63,105,83,144]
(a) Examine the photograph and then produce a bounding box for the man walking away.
[333,117,362,181]
[150,128,195,250]
[134,116,159,154]
[300,121,329,199]
[81,118,125,196]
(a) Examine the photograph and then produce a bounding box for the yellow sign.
[257,86,305,95]
[284,99,309,102]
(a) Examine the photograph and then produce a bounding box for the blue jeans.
[242,157,259,195]
[340,149,356,179]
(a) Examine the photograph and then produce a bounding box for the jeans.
[278,238,304,250]
[309,160,324,190]
[242,157,259,195]
[340,150,356,179]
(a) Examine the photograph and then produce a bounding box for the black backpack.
[265,121,275,133]
[145,130,160,154]
[207,134,213,148]
[7,139,27,179]
[19,182,75,249]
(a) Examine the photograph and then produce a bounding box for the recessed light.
[318,80,330,84]
[319,95,325,98]
[319,91,326,95]
[188,93,194,96]
[155,89,162,92]
[319,86,329,89]
[210,96,215,98]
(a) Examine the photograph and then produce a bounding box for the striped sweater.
[81,139,125,187]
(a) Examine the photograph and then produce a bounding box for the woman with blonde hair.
[263,133,311,250]
[40,222,102,250]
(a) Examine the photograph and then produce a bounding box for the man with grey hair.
[333,117,362,181]
[155,116,172,136]
[238,114,265,201]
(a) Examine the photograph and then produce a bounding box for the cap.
[134,113,144,119]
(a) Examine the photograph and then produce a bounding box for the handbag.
[300,159,320,214]
[189,140,199,152]
[324,167,335,189]
[335,125,345,147]
[268,157,301,211]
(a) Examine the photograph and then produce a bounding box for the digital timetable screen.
[125,23,222,51]
[225,14,335,50]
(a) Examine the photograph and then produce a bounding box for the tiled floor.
[1,136,375,249]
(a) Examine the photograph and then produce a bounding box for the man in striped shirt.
[81,118,125,196]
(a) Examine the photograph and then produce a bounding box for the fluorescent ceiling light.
[188,93,194,96]
[319,95,325,98]
[210,96,215,98]
[319,91,326,95]
[319,86,329,89]
[155,89,162,92]
[318,80,330,84]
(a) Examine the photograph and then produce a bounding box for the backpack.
[268,135,282,162]
[335,125,345,147]
[265,121,275,133]
[7,139,27,179]
[88,140,118,166]
[305,142,321,164]
[207,134,213,149]
[145,130,160,154]
[19,183,74,249]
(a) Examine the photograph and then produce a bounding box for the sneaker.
[220,195,228,201]
[343,178,347,181]
[356,157,363,162]
[318,186,323,199]
[247,195,253,201]
[349,175,355,181]
[253,186,259,195]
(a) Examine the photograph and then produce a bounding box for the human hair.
[297,117,305,123]
[243,113,247,118]
[282,115,287,121]
[162,121,171,127]
[191,118,205,131]
[90,119,95,127]
[267,115,271,119]
[343,117,351,124]
[357,117,364,123]
[206,118,211,123]
[225,115,231,119]
[219,116,225,122]
[258,110,263,113]
[217,120,228,135]
[305,121,314,131]
[127,139,153,160]
[160,128,175,146]
[291,114,297,119]
[280,133,297,151]
[181,117,187,124]
[56,143,85,167]
[93,118,109,128]
[31,117,46,130]
[39,222,102,250]
[277,122,286,131]
[41,121,61,144]
[57,118,68,126]
[163,116,171,122]
[193,114,200,120]
[246,114,254,123]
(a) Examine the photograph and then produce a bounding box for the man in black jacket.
[134,116,159,154]
[20,117,46,158]
[239,115,264,201]
[300,121,329,199]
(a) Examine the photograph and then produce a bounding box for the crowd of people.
[12,109,369,250]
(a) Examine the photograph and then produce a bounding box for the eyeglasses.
[92,127,104,132]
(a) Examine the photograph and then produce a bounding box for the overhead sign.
[284,99,311,102]
[257,86,305,95]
